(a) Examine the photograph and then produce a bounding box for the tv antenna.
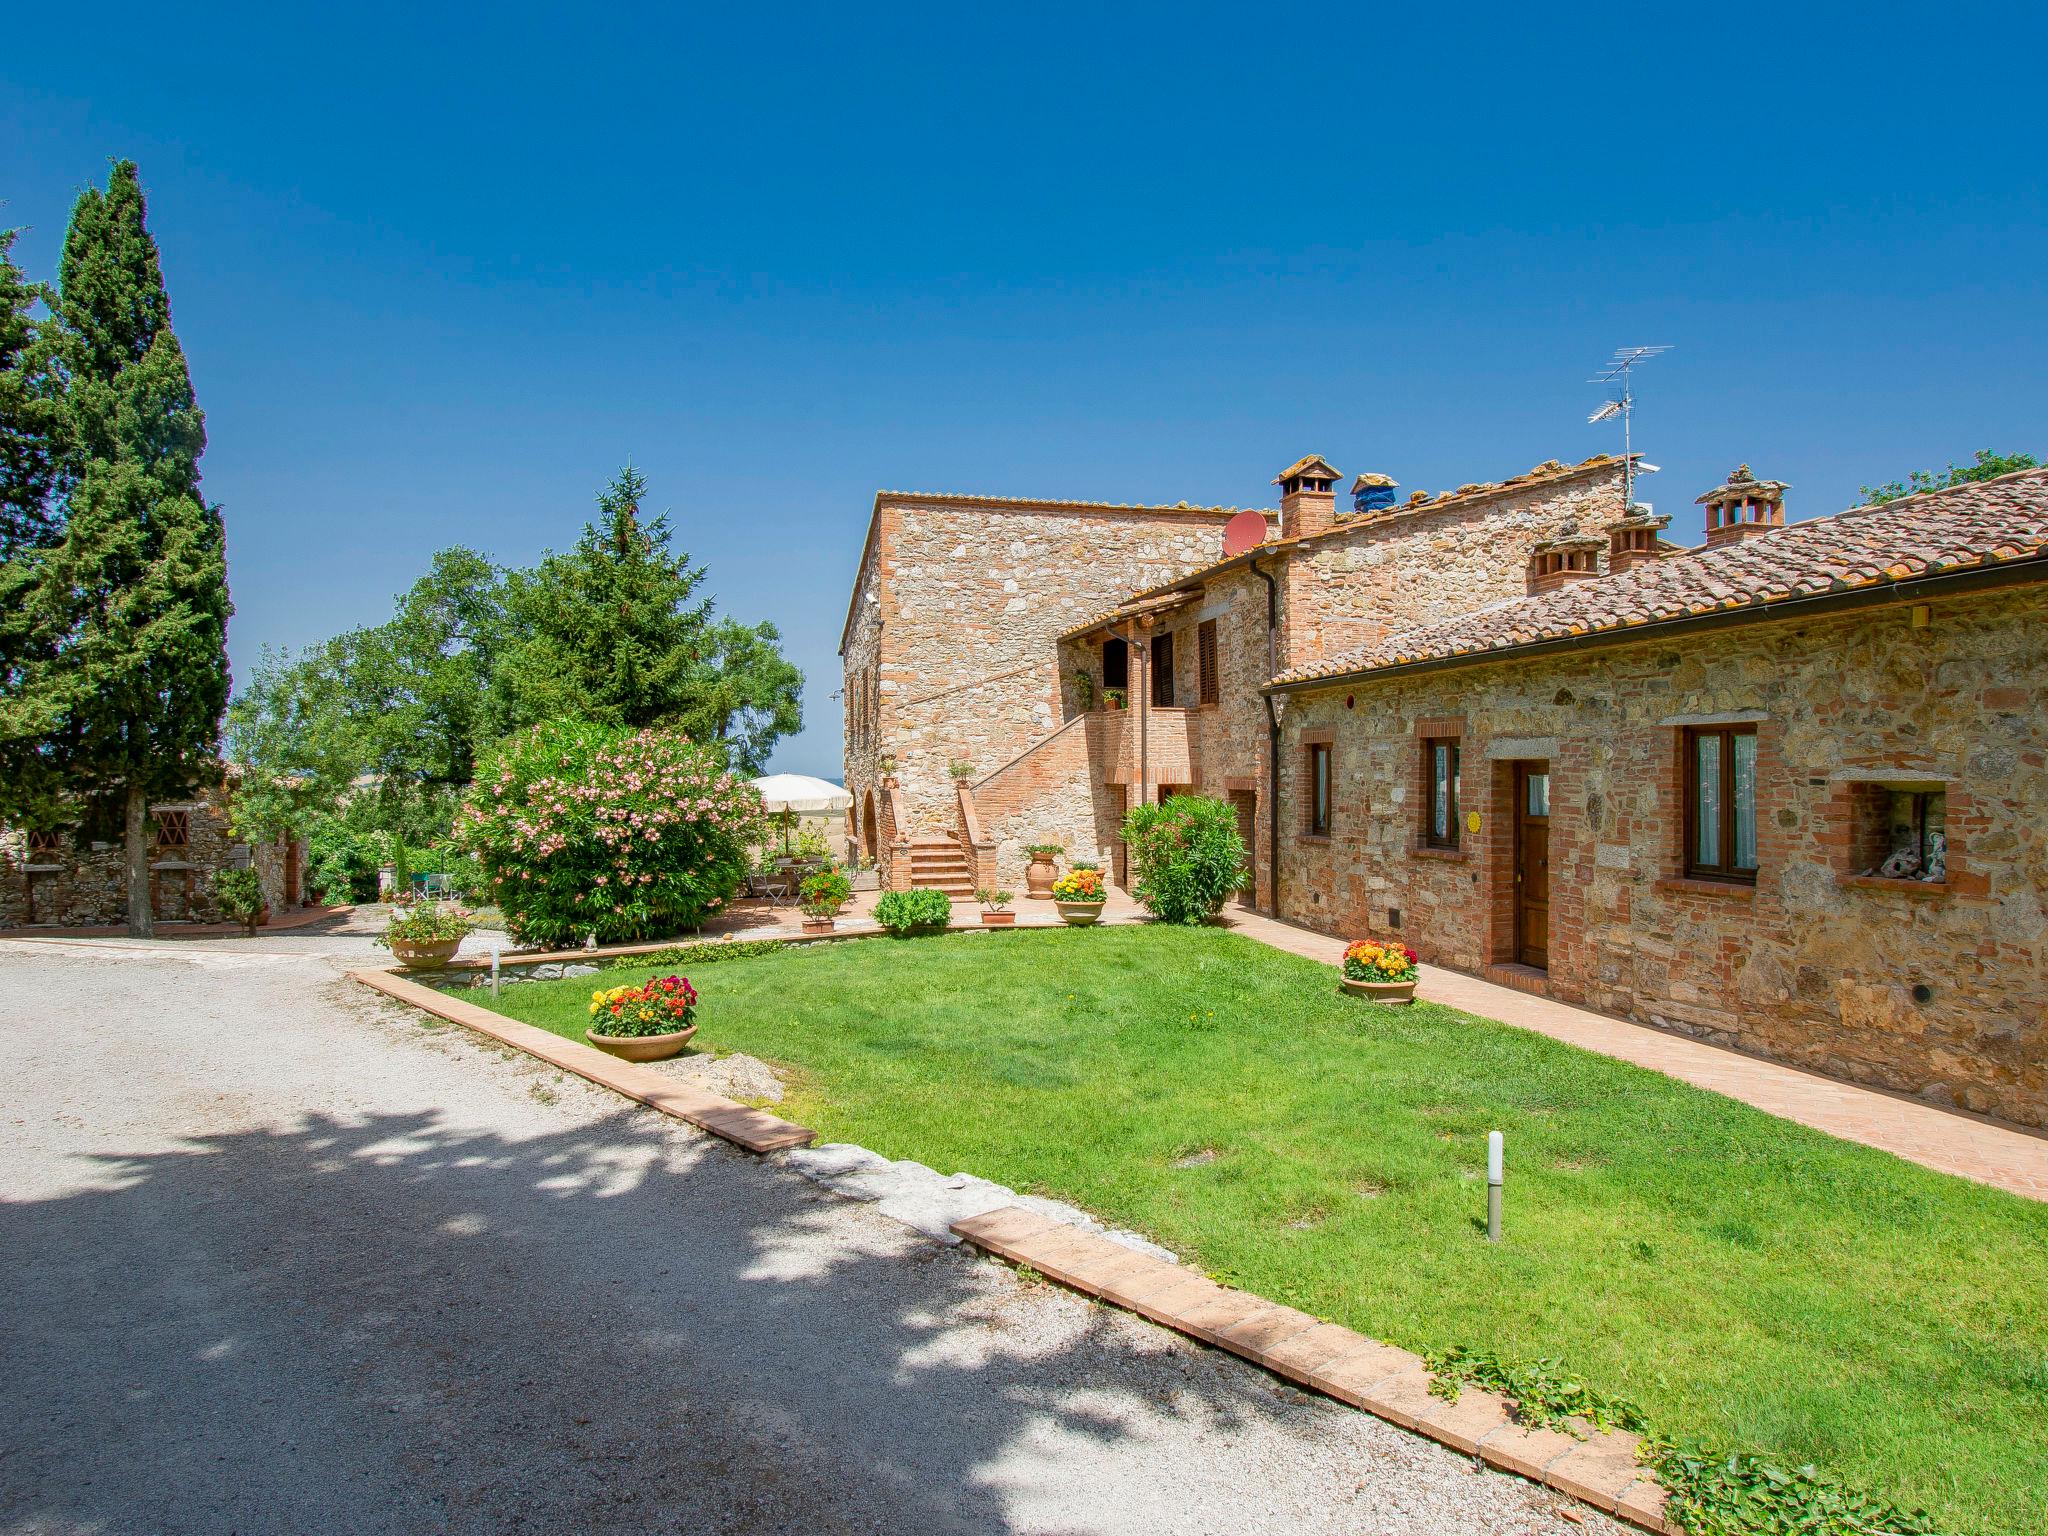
[1588,345,1670,512]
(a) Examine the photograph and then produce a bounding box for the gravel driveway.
[0,936,1615,1535]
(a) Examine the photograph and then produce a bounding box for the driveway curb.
[346,967,817,1154]
[951,1207,1677,1535]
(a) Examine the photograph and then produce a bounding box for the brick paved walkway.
[1200,904,2048,1203]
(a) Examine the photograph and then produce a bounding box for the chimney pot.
[1697,464,1789,548]
[1274,455,1342,540]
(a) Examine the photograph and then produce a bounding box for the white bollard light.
[490,937,502,998]
[1486,1130,1504,1243]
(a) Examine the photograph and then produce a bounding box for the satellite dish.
[1221,509,1269,557]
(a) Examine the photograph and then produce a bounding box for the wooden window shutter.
[1197,620,1219,706]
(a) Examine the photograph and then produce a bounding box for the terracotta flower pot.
[390,936,462,969]
[586,1022,698,1061]
[980,910,1016,926]
[1342,975,1417,1004]
[1055,900,1104,926]
[1025,856,1057,899]
[801,916,836,935]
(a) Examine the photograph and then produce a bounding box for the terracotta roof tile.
[1271,468,2048,688]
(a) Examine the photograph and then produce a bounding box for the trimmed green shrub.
[639,938,785,967]
[1122,794,1247,925]
[212,867,266,934]
[874,887,953,934]
[456,720,761,947]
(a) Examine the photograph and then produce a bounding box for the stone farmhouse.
[0,769,307,929]
[842,455,2048,1130]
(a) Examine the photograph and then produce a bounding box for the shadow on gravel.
[0,1107,1325,1535]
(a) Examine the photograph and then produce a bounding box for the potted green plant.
[977,888,1015,926]
[1024,842,1063,899]
[799,865,853,935]
[1341,939,1420,1004]
[1051,866,1108,925]
[1102,687,1127,711]
[376,902,478,969]
[212,867,268,935]
[586,974,699,1061]
[875,887,953,936]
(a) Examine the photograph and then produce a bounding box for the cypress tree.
[0,226,60,554]
[0,162,231,935]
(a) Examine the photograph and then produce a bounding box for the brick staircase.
[906,835,976,898]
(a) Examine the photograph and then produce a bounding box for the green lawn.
[481,926,2047,1535]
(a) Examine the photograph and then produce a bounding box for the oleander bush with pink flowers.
[457,721,762,947]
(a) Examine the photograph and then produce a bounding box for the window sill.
[1654,875,1755,899]
[22,862,64,873]
[1296,833,1333,845]
[1841,874,1949,898]
[1411,845,1468,862]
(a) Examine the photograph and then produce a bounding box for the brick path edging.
[346,968,816,1154]
[354,953,1678,1530]
[951,1207,1679,1535]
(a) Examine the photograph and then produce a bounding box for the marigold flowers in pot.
[1051,866,1106,925]
[1341,938,1419,1003]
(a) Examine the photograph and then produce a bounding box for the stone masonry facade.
[843,454,2048,1128]
[1,775,305,929]
[1275,584,2047,1126]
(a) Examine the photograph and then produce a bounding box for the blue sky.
[5,2,2043,778]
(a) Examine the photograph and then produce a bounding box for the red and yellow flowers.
[1342,939,1418,983]
[587,974,698,1038]
[1051,867,1106,903]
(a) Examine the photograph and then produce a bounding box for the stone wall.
[0,780,304,929]
[840,531,887,868]
[1280,462,1630,671]
[1276,583,2048,1128]
[853,495,1263,873]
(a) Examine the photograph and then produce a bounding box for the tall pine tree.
[0,226,60,554]
[0,162,231,935]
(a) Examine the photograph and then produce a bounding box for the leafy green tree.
[0,227,62,554]
[1862,449,2040,504]
[226,547,509,847]
[227,468,804,840]
[496,468,803,770]
[496,467,712,729]
[685,617,805,775]
[0,162,230,935]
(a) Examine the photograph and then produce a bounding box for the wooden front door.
[1229,790,1258,908]
[1514,761,1551,970]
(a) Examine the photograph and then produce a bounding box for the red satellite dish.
[1221,509,1269,558]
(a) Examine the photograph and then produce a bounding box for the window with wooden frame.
[1150,632,1175,707]
[1196,619,1220,706]
[1306,742,1332,837]
[1424,737,1460,848]
[154,808,192,852]
[1684,725,1758,881]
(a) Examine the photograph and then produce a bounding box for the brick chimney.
[1274,455,1341,540]
[1698,465,1789,549]
[1606,506,1671,573]
[1527,534,1604,595]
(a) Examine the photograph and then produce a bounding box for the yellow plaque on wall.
[1466,811,1482,833]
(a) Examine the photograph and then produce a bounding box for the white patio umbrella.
[749,774,854,815]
